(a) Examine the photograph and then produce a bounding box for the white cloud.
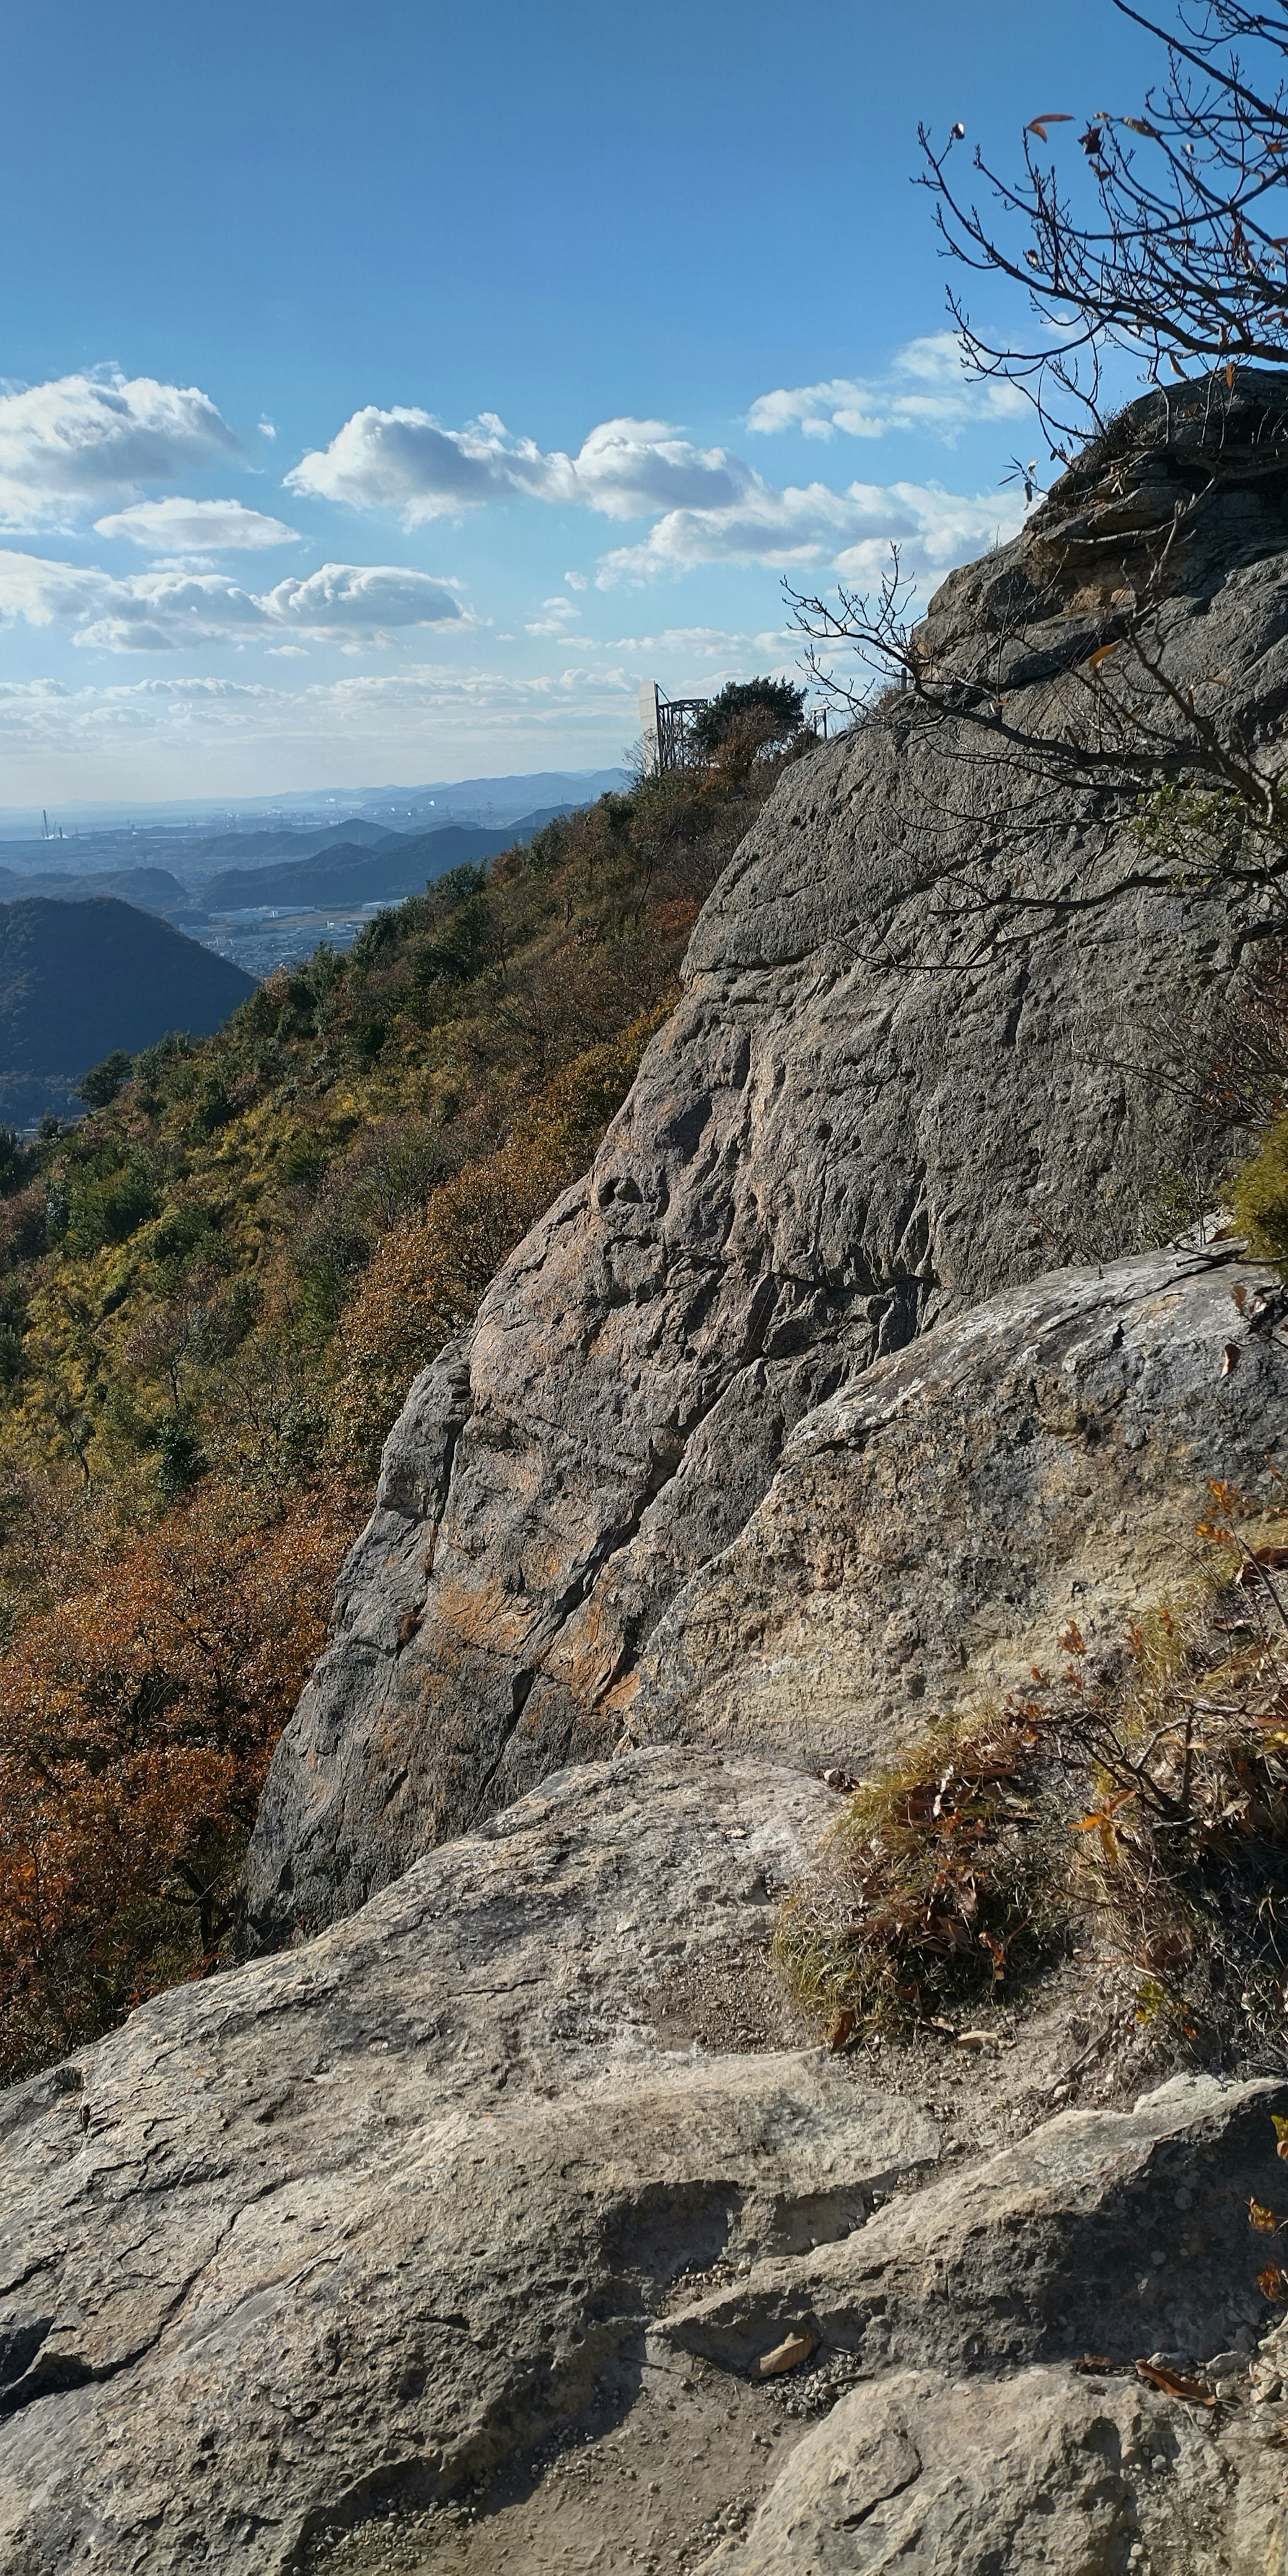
[0,372,238,531]
[286,406,762,529]
[595,478,1025,586]
[94,497,301,552]
[746,334,1031,442]
[525,594,581,635]
[287,394,1024,588]
[0,549,465,650]
[0,663,641,780]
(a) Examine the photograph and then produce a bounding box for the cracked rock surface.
[696,2363,1287,2575]
[244,378,1288,1945]
[4,1745,1287,2573]
[0,1750,940,2574]
[627,1242,1288,1768]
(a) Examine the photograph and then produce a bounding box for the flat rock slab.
[697,2363,1288,2574]
[0,1750,938,2575]
[628,1243,1288,1766]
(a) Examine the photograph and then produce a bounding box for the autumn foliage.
[0,759,805,2079]
[0,1481,351,2080]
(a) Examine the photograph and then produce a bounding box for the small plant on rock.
[773,1706,1070,2036]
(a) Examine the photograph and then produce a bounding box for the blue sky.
[0,0,1161,804]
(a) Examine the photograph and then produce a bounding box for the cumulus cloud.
[746,333,1031,441]
[94,497,301,552]
[0,372,238,531]
[0,549,464,650]
[286,406,762,529]
[595,478,1025,586]
[287,394,1025,588]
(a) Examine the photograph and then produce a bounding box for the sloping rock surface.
[627,1242,1288,1767]
[650,2070,1286,2383]
[0,1750,937,2574]
[2,1743,1285,2574]
[246,379,1288,1944]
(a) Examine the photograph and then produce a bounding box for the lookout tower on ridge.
[638,681,710,775]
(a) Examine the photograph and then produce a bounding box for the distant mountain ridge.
[0,865,190,917]
[199,808,576,915]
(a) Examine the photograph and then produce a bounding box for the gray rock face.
[2,1740,1284,2574]
[650,2070,1286,2385]
[247,380,1288,1944]
[698,2363,1287,2575]
[0,1750,936,2575]
[626,1242,1288,1768]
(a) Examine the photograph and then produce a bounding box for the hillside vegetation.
[0,751,792,2078]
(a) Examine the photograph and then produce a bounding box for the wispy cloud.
[94,497,301,553]
[0,372,238,532]
[0,550,465,649]
[0,663,640,776]
[746,333,1031,441]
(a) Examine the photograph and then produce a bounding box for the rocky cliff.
[247,376,1288,1944]
[7,386,1288,2572]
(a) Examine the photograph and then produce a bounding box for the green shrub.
[65,1159,157,1256]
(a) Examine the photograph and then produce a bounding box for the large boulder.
[246,377,1288,1945]
[697,2362,1287,2575]
[625,1241,1288,1769]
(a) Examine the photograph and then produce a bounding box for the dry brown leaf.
[1087,641,1118,668]
[1250,2198,1280,2233]
[757,2329,817,2379]
[1136,2360,1217,2405]
[1223,1341,1242,1376]
[1259,2263,1288,2301]
[827,2007,856,2054]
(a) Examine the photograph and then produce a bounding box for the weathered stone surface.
[0,1749,942,2575]
[696,2363,1287,2574]
[2,1727,1282,2572]
[625,1242,1288,1768]
[246,382,1288,1945]
[650,2072,1288,2386]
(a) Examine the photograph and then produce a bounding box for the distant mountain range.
[0,899,256,1124]
[0,768,630,844]
[0,804,586,925]
[197,808,574,916]
[0,864,191,916]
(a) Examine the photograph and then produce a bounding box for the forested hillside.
[0,749,795,2077]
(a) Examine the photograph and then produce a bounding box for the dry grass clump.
[1061,1505,1288,2050]
[776,1483,1288,2056]
[773,1707,1070,2036]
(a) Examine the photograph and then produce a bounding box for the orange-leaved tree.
[0,1478,352,2079]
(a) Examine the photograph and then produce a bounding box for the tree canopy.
[690,677,806,759]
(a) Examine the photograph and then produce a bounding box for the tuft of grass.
[1060,1506,1288,2048]
[773,1707,1070,2036]
[776,1486,1288,2055]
